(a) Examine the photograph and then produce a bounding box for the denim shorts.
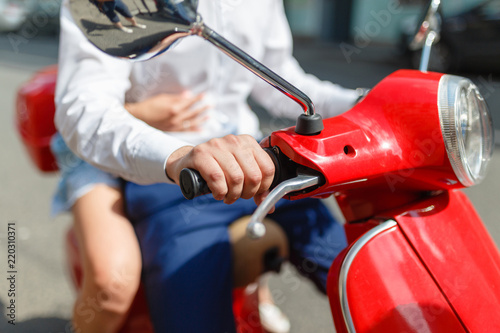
[50,133,120,216]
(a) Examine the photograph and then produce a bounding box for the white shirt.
[55,0,359,185]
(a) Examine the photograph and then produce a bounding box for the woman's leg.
[111,0,146,29]
[99,1,120,24]
[229,216,291,333]
[99,1,133,33]
[258,275,291,333]
[71,185,142,333]
[114,21,133,33]
[125,17,146,29]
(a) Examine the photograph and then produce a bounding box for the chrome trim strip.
[338,220,398,333]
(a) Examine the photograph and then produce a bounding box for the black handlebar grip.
[179,147,280,200]
[179,168,211,200]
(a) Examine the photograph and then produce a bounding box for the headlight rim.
[438,74,494,187]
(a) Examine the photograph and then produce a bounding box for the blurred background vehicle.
[0,0,30,32]
[400,0,500,73]
[0,0,61,34]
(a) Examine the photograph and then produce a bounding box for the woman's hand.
[125,92,209,132]
[166,135,275,205]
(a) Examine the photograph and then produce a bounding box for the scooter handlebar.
[179,147,323,239]
[180,147,281,200]
[179,168,211,200]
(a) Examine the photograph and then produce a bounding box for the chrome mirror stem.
[198,25,315,116]
[419,30,437,72]
[409,0,442,73]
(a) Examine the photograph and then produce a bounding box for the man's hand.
[166,135,275,205]
[125,92,209,132]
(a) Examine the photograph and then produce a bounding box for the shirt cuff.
[130,128,193,184]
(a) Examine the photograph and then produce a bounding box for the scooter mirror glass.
[68,0,199,60]
[408,0,441,51]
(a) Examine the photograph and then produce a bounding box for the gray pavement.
[0,31,499,333]
[0,37,74,332]
[71,0,179,58]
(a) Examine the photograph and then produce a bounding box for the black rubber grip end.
[179,168,211,200]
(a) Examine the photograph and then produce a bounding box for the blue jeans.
[124,182,346,333]
[96,0,133,23]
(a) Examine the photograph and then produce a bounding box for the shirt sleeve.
[249,0,359,119]
[55,0,192,184]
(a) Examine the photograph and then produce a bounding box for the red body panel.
[267,71,462,205]
[328,221,465,333]
[328,190,500,332]
[15,65,58,172]
[233,287,265,333]
[395,190,500,331]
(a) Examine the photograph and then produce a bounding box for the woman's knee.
[83,256,141,314]
[230,217,289,288]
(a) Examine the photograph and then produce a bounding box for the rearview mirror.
[69,0,199,60]
[409,0,442,51]
[408,0,442,71]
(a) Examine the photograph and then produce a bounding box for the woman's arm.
[125,92,209,132]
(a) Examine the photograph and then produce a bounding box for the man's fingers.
[189,148,228,201]
[234,149,264,200]
[178,135,275,204]
[224,135,274,202]
[253,146,275,197]
[211,146,245,204]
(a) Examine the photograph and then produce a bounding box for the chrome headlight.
[438,75,494,187]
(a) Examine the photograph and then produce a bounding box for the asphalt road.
[0,31,499,333]
[71,0,180,59]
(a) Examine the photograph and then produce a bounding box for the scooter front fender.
[327,190,500,332]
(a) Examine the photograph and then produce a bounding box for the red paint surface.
[266,70,462,219]
[328,222,465,333]
[15,65,58,172]
[395,190,500,331]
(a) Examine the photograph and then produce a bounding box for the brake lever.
[246,173,321,239]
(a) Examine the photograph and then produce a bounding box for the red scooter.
[16,0,500,332]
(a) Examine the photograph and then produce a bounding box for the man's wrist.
[165,145,193,184]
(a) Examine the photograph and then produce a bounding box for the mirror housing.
[408,0,442,51]
[69,0,202,60]
[408,0,443,72]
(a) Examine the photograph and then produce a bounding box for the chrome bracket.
[246,173,320,239]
